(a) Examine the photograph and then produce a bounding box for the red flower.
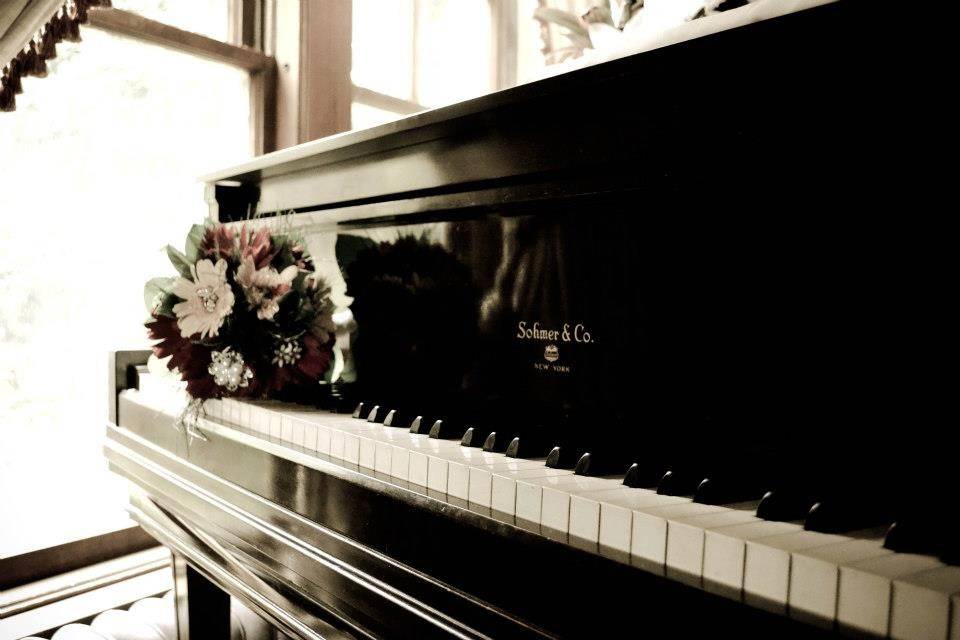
[239,225,277,269]
[264,334,333,392]
[146,314,219,399]
[200,225,236,261]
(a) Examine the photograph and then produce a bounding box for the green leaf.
[184,224,207,262]
[144,277,176,314]
[166,245,193,279]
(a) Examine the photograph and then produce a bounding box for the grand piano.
[105,1,959,638]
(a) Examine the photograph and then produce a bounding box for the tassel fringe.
[1,1,104,112]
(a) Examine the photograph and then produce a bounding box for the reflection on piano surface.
[106,1,956,638]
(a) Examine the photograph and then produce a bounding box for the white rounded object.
[90,609,164,640]
[128,597,176,640]
[51,624,109,640]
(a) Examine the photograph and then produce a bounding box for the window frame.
[0,4,274,587]
[88,4,277,154]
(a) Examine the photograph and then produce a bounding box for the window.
[350,0,496,129]
[348,0,555,131]
[114,0,231,42]
[0,20,252,560]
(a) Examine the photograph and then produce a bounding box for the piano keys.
[110,382,960,639]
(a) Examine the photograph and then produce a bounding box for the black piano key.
[804,496,893,534]
[460,425,494,447]
[656,469,703,496]
[504,434,552,459]
[383,409,413,428]
[482,431,510,453]
[623,462,664,488]
[756,488,818,522]
[366,405,385,423]
[545,445,581,469]
[574,450,633,477]
[693,475,764,505]
[353,401,374,420]
[429,419,468,440]
[409,415,437,435]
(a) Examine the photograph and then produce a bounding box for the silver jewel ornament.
[208,347,253,391]
[196,286,219,313]
[272,338,303,368]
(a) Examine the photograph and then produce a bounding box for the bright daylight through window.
[0,22,250,558]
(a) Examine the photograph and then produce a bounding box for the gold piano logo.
[544,344,559,362]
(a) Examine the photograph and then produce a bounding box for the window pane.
[0,28,251,557]
[350,102,404,130]
[351,0,415,101]
[415,0,492,107]
[114,0,230,41]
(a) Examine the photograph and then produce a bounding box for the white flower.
[171,259,235,339]
[236,256,298,321]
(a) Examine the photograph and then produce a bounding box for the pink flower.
[239,225,276,269]
[171,259,235,339]
[236,256,298,320]
[200,225,236,261]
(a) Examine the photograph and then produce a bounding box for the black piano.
[106,1,959,638]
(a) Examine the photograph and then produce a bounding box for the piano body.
[106,1,958,638]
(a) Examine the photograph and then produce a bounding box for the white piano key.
[541,476,626,534]
[631,502,725,573]
[490,465,573,515]
[741,529,846,613]
[302,421,318,451]
[329,429,345,459]
[269,413,282,439]
[374,441,392,474]
[280,415,294,442]
[343,433,361,464]
[516,474,608,525]
[445,450,524,501]
[474,462,559,510]
[789,537,891,627]
[391,445,410,481]
[890,566,960,640]
[205,398,222,420]
[315,425,331,455]
[448,460,471,500]
[666,506,760,586]
[408,451,429,487]
[838,552,943,637]
[239,401,252,428]
[427,456,449,492]
[591,490,686,563]
[291,417,305,447]
[358,436,376,469]
[225,398,242,424]
[702,520,801,598]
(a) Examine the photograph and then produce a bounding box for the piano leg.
[173,553,232,640]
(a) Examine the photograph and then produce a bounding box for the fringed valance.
[1,0,111,112]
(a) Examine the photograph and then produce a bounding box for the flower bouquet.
[145,222,336,436]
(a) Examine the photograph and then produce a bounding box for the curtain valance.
[1,0,111,112]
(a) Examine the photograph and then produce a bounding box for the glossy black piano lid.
[216,0,952,527]
[330,202,951,473]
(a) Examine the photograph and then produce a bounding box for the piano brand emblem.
[544,344,559,362]
[516,321,594,344]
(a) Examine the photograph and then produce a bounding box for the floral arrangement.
[144,223,336,414]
